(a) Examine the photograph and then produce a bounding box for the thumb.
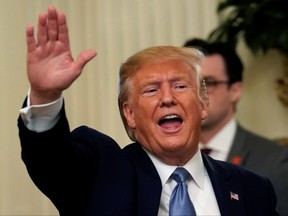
[75,49,97,71]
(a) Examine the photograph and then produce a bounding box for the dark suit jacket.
[227,125,288,215]
[18,108,278,216]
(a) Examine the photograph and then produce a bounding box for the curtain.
[0,0,218,215]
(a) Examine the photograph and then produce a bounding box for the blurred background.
[0,0,287,215]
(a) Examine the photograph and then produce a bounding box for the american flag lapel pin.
[230,191,239,201]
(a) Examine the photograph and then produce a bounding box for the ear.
[200,100,208,120]
[229,82,243,103]
[123,102,136,128]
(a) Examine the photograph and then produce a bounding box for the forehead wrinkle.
[142,72,192,84]
[132,60,196,90]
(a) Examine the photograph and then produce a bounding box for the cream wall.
[0,0,287,215]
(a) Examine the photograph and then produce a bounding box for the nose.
[160,86,176,107]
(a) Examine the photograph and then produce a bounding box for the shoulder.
[236,125,288,155]
[71,126,122,154]
[206,155,279,215]
[122,142,151,161]
[204,154,273,187]
[72,126,118,144]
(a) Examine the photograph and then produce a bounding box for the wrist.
[30,88,62,105]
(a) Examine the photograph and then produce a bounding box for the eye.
[143,87,158,96]
[205,80,217,86]
[176,85,186,89]
[173,83,188,91]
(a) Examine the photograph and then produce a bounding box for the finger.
[47,6,58,41]
[26,24,36,52]
[37,12,48,45]
[75,50,97,71]
[57,12,70,47]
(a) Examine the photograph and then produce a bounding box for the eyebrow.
[143,74,189,84]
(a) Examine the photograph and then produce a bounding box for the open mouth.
[158,115,183,130]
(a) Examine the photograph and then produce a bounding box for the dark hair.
[183,38,243,84]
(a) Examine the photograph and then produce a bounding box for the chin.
[162,140,188,151]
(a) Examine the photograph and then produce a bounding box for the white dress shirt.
[199,118,237,161]
[20,95,221,216]
[20,95,63,132]
[146,149,220,216]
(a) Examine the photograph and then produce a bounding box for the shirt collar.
[145,148,206,190]
[200,118,237,154]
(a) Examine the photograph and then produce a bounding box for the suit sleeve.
[18,100,125,215]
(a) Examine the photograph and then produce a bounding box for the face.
[123,60,208,165]
[201,54,242,131]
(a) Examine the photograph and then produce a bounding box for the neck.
[200,117,233,145]
[157,147,198,166]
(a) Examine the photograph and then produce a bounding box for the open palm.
[27,6,96,104]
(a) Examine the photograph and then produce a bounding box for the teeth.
[163,115,179,120]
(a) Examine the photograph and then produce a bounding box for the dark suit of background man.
[18,6,279,216]
[184,38,288,216]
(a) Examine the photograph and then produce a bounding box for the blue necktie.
[169,167,196,216]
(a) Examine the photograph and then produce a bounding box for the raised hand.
[26,6,96,105]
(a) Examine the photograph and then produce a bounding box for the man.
[184,38,288,215]
[18,7,278,216]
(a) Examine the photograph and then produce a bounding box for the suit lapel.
[124,143,162,216]
[203,154,246,216]
[227,125,250,166]
[127,142,250,216]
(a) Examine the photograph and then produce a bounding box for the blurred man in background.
[184,38,288,215]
